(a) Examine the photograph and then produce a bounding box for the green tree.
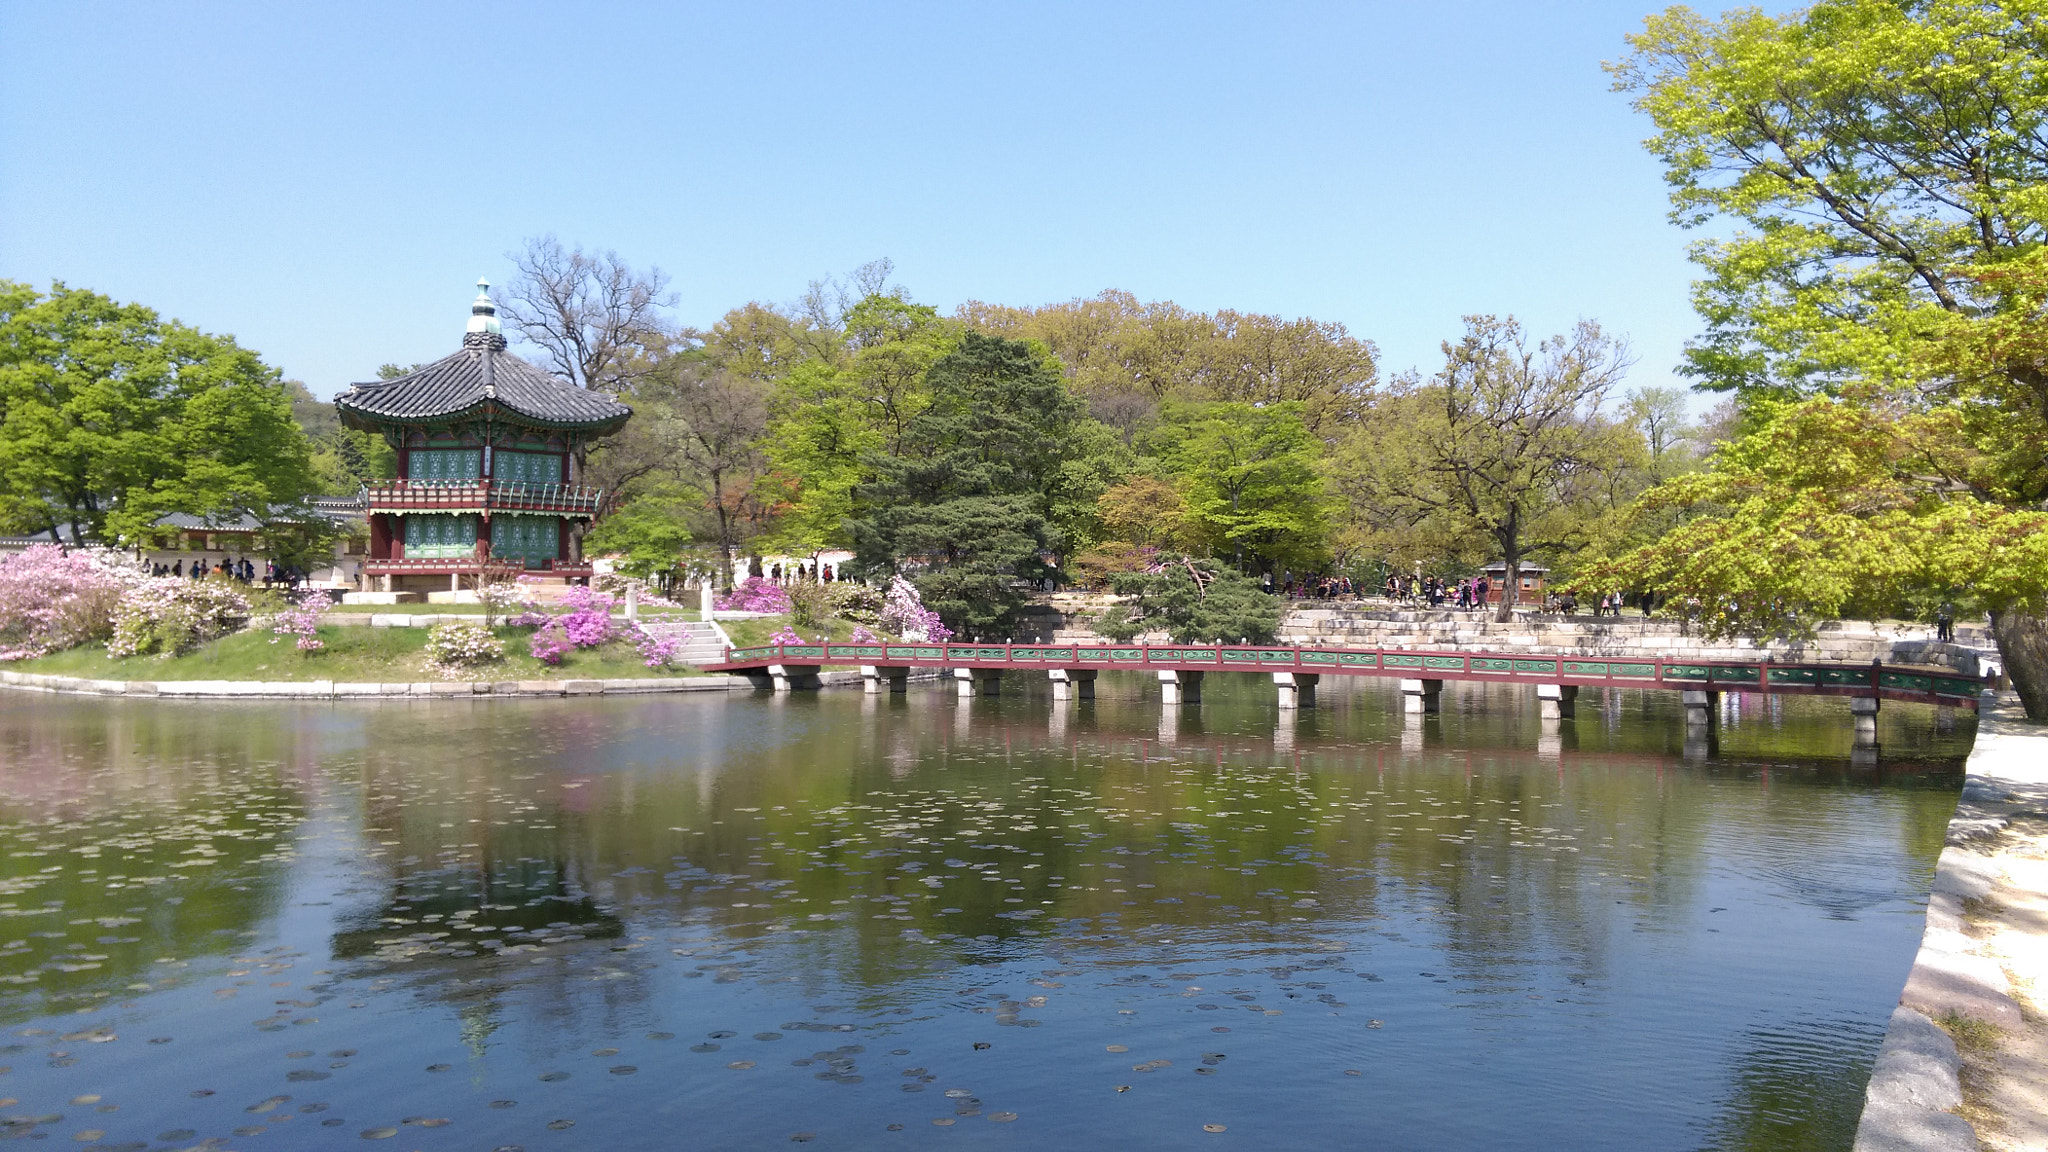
[287,379,393,494]
[0,281,318,544]
[848,332,1083,638]
[757,294,957,555]
[1094,555,1283,644]
[958,290,1380,436]
[1331,317,1637,620]
[1611,0,2048,714]
[1152,400,1328,576]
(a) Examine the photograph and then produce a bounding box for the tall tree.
[1623,386,1694,481]
[757,294,957,555]
[847,332,1083,638]
[1334,317,1635,620]
[1152,401,1328,576]
[1612,0,2048,714]
[666,365,774,584]
[958,291,1379,436]
[497,235,675,394]
[0,281,318,544]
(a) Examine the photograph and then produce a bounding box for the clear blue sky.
[3,1,1721,402]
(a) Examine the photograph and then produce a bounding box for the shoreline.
[1855,696,2047,1151]
[0,667,920,698]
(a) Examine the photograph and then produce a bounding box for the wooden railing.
[363,479,604,516]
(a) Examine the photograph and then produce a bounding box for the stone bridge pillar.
[1400,678,1442,714]
[1273,672,1320,710]
[954,667,1002,698]
[1682,688,1719,731]
[1159,669,1203,706]
[752,663,821,692]
[1537,683,1578,720]
[861,665,910,694]
[1851,696,1880,744]
[1049,668,1097,701]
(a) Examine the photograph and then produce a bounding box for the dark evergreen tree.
[849,332,1082,637]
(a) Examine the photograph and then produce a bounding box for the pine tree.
[849,333,1082,637]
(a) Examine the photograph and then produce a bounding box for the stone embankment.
[1856,699,2048,1152]
[1032,597,1997,675]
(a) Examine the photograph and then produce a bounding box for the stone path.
[1858,700,2048,1151]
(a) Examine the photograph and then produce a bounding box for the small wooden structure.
[1480,562,1549,605]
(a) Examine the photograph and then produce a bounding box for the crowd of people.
[1277,570,1644,616]
[146,556,316,589]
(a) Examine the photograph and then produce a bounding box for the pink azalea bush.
[716,576,791,614]
[270,592,333,653]
[632,626,684,668]
[767,624,808,646]
[0,545,142,660]
[528,620,571,665]
[108,578,251,658]
[846,625,880,644]
[559,585,616,647]
[881,575,951,642]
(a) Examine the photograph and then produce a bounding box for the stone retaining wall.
[1037,603,1996,674]
[0,668,878,699]
[1854,699,2047,1151]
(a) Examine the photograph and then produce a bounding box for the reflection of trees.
[318,682,1967,1026]
[0,699,309,1021]
[1698,1015,1883,1152]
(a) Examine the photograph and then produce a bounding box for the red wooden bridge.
[707,640,1985,711]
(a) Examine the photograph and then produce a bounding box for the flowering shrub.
[632,625,684,668]
[767,624,807,646]
[0,545,142,660]
[559,585,616,647]
[269,592,332,653]
[528,620,571,665]
[846,625,880,644]
[716,576,791,614]
[425,620,504,674]
[479,579,538,626]
[881,576,951,642]
[828,581,884,624]
[108,578,251,659]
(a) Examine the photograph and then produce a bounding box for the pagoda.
[335,282,632,594]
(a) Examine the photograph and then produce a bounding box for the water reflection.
[0,676,1967,1151]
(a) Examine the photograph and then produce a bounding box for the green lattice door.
[403,514,478,558]
[492,517,559,567]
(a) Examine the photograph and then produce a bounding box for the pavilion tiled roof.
[335,343,632,433]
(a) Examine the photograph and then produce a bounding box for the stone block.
[1901,946,2022,1030]
[518,681,563,696]
[563,680,604,695]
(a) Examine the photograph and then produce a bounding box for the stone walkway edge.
[1855,696,2046,1152]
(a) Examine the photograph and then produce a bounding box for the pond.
[0,674,1971,1151]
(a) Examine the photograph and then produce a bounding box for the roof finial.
[463,277,506,351]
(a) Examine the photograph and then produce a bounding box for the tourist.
[1937,602,1955,643]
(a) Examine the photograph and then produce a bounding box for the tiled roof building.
[334,282,633,592]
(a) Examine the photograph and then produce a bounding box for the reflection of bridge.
[707,641,1987,743]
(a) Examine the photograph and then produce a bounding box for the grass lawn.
[8,625,711,683]
[717,616,878,648]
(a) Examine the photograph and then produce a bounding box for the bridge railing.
[712,642,1984,708]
